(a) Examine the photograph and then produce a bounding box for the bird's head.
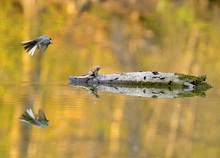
[49,38,52,44]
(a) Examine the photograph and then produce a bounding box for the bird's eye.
[49,38,52,40]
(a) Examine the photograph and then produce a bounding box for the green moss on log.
[175,73,206,83]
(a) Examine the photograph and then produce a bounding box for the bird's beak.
[50,40,53,44]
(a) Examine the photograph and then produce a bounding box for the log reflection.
[69,83,208,98]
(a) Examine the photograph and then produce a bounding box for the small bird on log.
[21,35,52,56]
[81,65,101,78]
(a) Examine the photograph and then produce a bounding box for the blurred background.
[1,0,220,157]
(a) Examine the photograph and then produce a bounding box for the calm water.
[1,1,220,158]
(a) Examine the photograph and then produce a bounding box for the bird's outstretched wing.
[39,43,48,54]
[37,108,48,120]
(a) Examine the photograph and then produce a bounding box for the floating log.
[68,66,212,90]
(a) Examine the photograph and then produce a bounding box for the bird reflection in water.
[20,108,49,128]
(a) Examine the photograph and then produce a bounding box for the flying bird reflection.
[20,108,49,128]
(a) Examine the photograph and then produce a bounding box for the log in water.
[68,66,212,90]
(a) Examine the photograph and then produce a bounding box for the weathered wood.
[68,66,212,90]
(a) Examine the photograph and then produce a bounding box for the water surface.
[1,1,220,157]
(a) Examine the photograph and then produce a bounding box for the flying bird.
[20,108,49,128]
[21,35,52,56]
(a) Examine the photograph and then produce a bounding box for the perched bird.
[21,35,52,56]
[20,108,49,128]
[68,66,101,83]
[82,66,101,78]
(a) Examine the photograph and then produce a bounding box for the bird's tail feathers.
[21,40,37,52]
[26,108,35,119]
[20,108,36,122]
[28,45,38,56]
[21,40,38,56]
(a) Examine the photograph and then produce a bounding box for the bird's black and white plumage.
[21,35,52,56]
[20,108,49,128]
